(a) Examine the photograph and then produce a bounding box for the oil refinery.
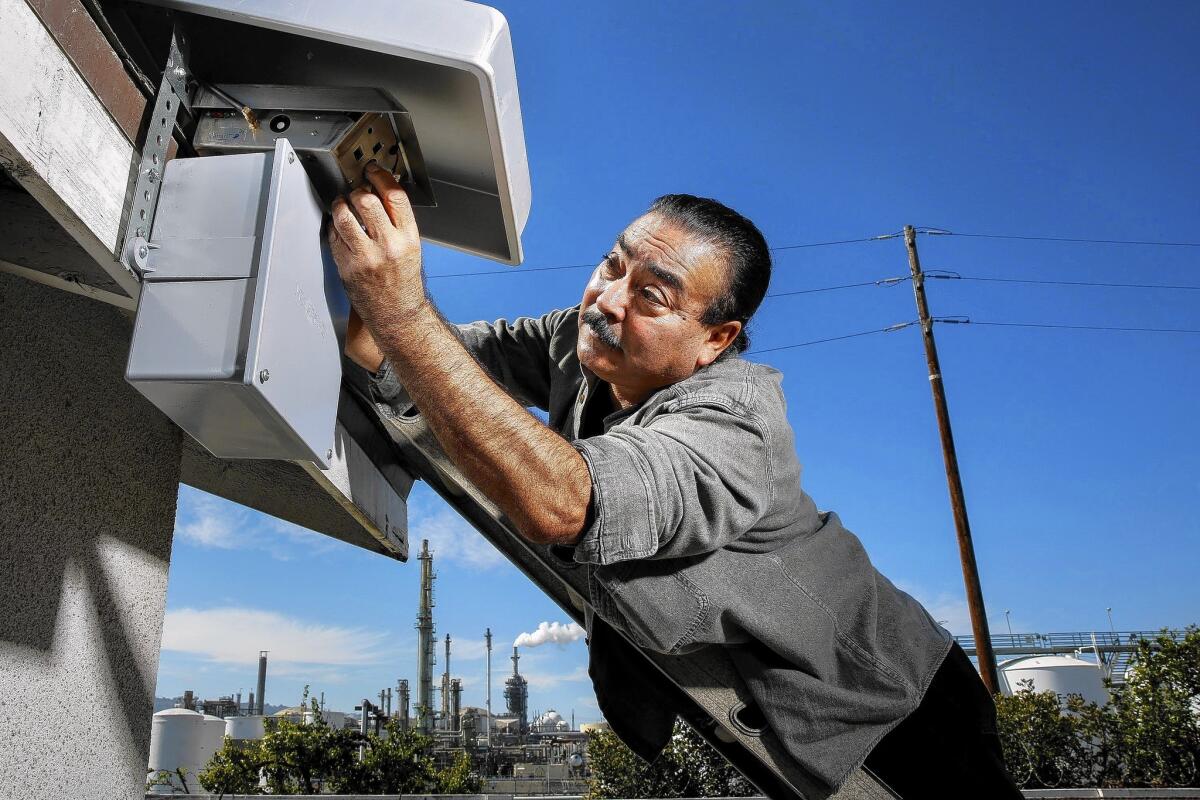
[148,539,595,794]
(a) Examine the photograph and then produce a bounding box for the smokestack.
[247,691,255,716]
[415,540,436,733]
[256,651,268,715]
[182,690,195,711]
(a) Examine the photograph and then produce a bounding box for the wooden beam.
[0,0,139,297]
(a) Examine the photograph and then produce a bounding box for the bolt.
[137,245,149,260]
[258,369,270,383]
[147,168,160,183]
[287,152,296,164]
[135,227,145,237]
[326,448,333,461]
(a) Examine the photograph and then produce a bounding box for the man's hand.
[345,308,385,372]
[329,163,426,334]
[328,164,592,548]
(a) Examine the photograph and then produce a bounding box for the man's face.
[576,213,740,401]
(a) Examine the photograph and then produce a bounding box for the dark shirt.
[371,306,952,795]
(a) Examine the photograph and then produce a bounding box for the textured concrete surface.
[0,273,181,800]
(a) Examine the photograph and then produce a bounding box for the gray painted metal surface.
[126,139,344,468]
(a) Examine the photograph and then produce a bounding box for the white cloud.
[897,581,1027,637]
[445,636,490,662]
[514,621,586,649]
[896,582,973,636]
[161,606,391,667]
[522,665,589,690]
[410,502,507,571]
[174,487,337,560]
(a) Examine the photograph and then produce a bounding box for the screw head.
[287,152,296,164]
[258,369,270,383]
[137,245,149,259]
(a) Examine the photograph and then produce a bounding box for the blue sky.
[154,1,1200,721]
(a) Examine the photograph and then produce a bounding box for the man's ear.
[697,320,742,367]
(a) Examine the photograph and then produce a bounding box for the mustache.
[581,308,622,351]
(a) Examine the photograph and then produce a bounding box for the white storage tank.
[225,715,266,740]
[304,709,346,729]
[998,654,1109,706]
[148,707,204,792]
[196,714,228,772]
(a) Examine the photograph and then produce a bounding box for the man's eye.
[640,288,665,306]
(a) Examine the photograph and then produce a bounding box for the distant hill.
[153,696,289,716]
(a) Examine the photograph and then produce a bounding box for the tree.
[437,750,484,794]
[351,719,438,794]
[585,721,756,799]
[198,739,265,796]
[995,626,1200,789]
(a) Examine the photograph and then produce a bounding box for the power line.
[747,322,915,355]
[926,271,1200,292]
[935,318,1200,335]
[765,276,908,299]
[770,232,901,251]
[428,231,902,280]
[917,228,1200,248]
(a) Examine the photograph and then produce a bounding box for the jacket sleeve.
[369,306,576,415]
[571,398,773,564]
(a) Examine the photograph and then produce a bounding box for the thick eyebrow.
[645,262,684,292]
[616,232,685,292]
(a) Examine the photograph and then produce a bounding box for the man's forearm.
[371,300,591,545]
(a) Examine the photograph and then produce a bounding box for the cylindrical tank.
[225,715,266,740]
[148,708,204,792]
[998,654,1109,706]
[303,709,346,729]
[196,714,227,772]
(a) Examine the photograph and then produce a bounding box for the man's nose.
[594,276,629,320]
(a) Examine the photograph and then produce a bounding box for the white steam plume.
[513,621,585,649]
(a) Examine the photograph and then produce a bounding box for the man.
[331,163,1021,798]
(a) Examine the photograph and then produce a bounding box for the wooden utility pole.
[904,224,1000,694]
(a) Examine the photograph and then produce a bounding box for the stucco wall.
[0,273,181,799]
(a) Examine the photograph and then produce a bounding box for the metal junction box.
[126,139,345,468]
[132,0,532,265]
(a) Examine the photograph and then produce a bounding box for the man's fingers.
[348,187,393,241]
[364,162,418,237]
[331,197,368,251]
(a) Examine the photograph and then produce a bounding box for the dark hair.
[647,194,771,354]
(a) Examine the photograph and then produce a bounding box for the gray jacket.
[372,306,952,794]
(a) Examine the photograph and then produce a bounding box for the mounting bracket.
[119,24,191,278]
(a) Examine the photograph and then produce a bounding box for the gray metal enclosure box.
[126,139,344,468]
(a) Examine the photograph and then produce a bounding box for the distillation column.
[450,678,462,735]
[503,645,529,737]
[397,679,410,731]
[415,539,436,733]
[441,633,452,729]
